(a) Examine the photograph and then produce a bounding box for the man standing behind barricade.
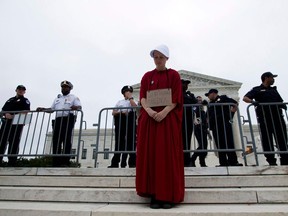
[0,85,30,166]
[243,72,288,166]
[181,79,198,167]
[205,89,243,167]
[108,85,137,168]
[37,80,81,167]
[190,96,209,167]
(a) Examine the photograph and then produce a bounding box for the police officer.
[108,85,137,168]
[243,72,288,166]
[206,89,243,167]
[37,80,81,167]
[0,85,30,166]
[181,79,198,167]
[190,96,209,167]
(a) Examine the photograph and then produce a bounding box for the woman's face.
[153,50,167,70]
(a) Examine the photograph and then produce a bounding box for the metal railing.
[93,103,247,168]
[0,109,83,166]
[245,102,288,166]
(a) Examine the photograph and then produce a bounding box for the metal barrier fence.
[0,109,83,166]
[245,102,288,166]
[94,103,248,168]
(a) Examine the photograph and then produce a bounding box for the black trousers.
[258,114,288,165]
[52,114,75,167]
[192,125,208,160]
[0,119,23,165]
[212,122,238,166]
[182,112,193,167]
[110,112,136,168]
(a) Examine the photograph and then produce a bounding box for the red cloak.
[136,68,184,203]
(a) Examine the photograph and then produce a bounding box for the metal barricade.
[93,103,246,168]
[0,109,83,166]
[94,106,138,168]
[245,102,288,166]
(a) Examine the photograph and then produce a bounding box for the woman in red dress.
[136,45,184,209]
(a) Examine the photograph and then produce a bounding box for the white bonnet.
[150,44,169,58]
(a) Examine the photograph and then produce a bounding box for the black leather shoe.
[107,165,119,168]
[230,163,243,166]
[150,198,161,209]
[162,202,173,209]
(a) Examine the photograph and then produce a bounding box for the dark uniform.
[207,94,240,166]
[190,102,208,167]
[111,112,137,168]
[109,85,137,168]
[0,87,30,166]
[181,79,198,167]
[244,84,288,165]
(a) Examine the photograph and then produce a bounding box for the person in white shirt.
[37,80,81,167]
[108,85,137,168]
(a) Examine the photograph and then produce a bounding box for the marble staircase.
[0,166,288,215]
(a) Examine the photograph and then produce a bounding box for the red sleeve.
[169,69,183,120]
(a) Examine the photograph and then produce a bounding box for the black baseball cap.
[205,89,218,96]
[261,72,277,81]
[16,85,26,90]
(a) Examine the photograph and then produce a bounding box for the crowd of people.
[1,44,288,209]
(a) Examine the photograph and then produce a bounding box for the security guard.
[108,85,137,168]
[181,79,198,167]
[190,96,209,167]
[243,72,288,166]
[0,85,30,166]
[206,89,243,167]
[37,80,81,167]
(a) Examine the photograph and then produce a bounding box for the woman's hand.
[145,107,157,119]
[153,109,168,122]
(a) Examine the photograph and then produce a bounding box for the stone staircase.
[0,166,288,215]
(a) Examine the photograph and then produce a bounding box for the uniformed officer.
[190,96,209,167]
[206,89,243,167]
[108,85,137,168]
[37,80,81,167]
[0,85,30,166]
[181,79,198,167]
[243,72,288,166]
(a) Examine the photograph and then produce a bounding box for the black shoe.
[200,164,208,167]
[150,198,161,209]
[162,202,174,209]
[268,162,277,166]
[216,164,227,167]
[189,160,196,167]
[230,163,243,167]
[107,165,119,168]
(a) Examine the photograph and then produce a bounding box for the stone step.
[0,186,287,204]
[0,201,287,216]
[1,175,288,188]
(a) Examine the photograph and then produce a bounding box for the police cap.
[261,72,278,81]
[121,85,133,95]
[205,89,218,96]
[181,79,191,84]
[61,80,73,89]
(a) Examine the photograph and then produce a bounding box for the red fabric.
[136,68,184,203]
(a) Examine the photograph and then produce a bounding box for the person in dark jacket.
[0,85,30,166]
[181,79,198,167]
[190,96,209,167]
[243,72,288,166]
[205,89,242,167]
